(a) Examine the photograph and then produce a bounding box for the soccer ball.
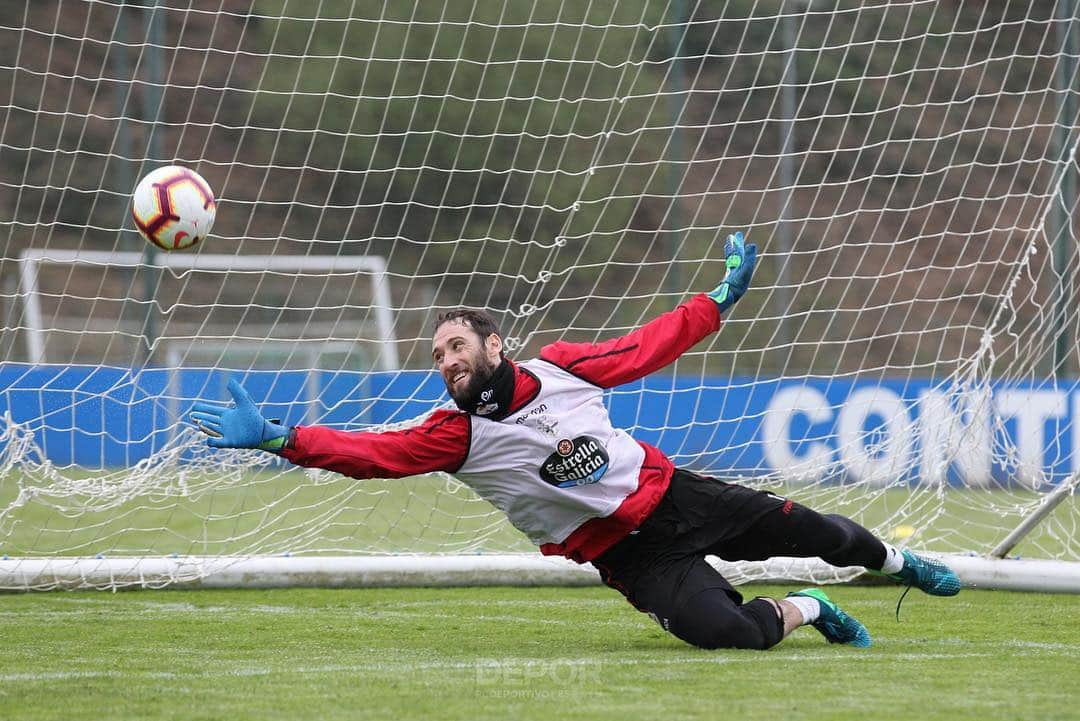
[131,165,216,251]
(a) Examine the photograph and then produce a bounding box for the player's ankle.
[880,542,904,574]
[784,595,820,625]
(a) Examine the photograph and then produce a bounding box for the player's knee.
[669,594,783,651]
[789,506,882,568]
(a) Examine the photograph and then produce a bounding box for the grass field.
[3,466,1076,561]
[1,585,1078,721]
[3,467,1078,718]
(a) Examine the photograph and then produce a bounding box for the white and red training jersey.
[280,293,723,563]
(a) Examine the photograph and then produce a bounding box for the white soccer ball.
[131,165,216,251]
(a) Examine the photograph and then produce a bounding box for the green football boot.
[788,588,872,648]
[888,549,962,596]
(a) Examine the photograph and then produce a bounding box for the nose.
[440,354,460,374]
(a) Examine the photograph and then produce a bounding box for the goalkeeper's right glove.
[190,378,290,452]
[707,231,758,315]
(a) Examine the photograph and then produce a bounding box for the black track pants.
[592,469,886,650]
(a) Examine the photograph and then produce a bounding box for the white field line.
[7,595,915,613]
[364,609,641,628]
[993,640,1078,652]
[1,599,643,627]
[19,596,629,612]
[0,608,643,629]
[388,598,632,608]
[0,651,1025,684]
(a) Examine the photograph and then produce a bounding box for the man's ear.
[485,332,503,362]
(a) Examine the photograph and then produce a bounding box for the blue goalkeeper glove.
[190,378,289,452]
[707,231,758,315]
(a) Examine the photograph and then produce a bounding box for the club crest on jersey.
[535,416,559,437]
[540,435,610,488]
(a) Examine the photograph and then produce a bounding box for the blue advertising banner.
[0,364,1075,486]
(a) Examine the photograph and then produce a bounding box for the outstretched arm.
[191,379,468,479]
[540,231,757,388]
[279,413,468,478]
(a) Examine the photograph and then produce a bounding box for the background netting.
[1,1,1078,588]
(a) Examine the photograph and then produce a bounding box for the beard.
[445,353,498,406]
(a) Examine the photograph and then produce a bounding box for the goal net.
[1,1,1078,590]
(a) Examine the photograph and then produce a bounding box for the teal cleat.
[889,549,962,596]
[788,588,872,648]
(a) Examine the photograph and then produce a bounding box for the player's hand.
[707,231,758,315]
[190,378,289,452]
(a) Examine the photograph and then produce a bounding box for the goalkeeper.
[191,232,960,651]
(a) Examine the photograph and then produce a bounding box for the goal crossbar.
[17,250,398,369]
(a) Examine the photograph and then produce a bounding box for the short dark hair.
[434,308,504,351]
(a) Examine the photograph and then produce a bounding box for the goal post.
[16,250,399,370]
[1,2,1079,593]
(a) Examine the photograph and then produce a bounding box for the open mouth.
[450,370,469,388]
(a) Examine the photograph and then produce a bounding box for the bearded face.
[432,320,501,405]
[447,352,497,405]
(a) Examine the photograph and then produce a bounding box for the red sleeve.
[279,409,469,479]
[539,293,722,388]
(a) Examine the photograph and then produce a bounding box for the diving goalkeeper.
[190,232,961,650]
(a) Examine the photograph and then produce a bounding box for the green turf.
[0,585,1077,721]
[2,468,1076,560]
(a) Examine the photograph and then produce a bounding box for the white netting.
[0,1,1078,589]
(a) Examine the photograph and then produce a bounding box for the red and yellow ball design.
[131,166,216,251]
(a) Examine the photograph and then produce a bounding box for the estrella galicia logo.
[540,435,610,488]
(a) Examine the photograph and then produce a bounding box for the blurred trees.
[0,1,1074,377]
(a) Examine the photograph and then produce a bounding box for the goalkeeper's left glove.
[190,378,290,452]
[707,231,758,315]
